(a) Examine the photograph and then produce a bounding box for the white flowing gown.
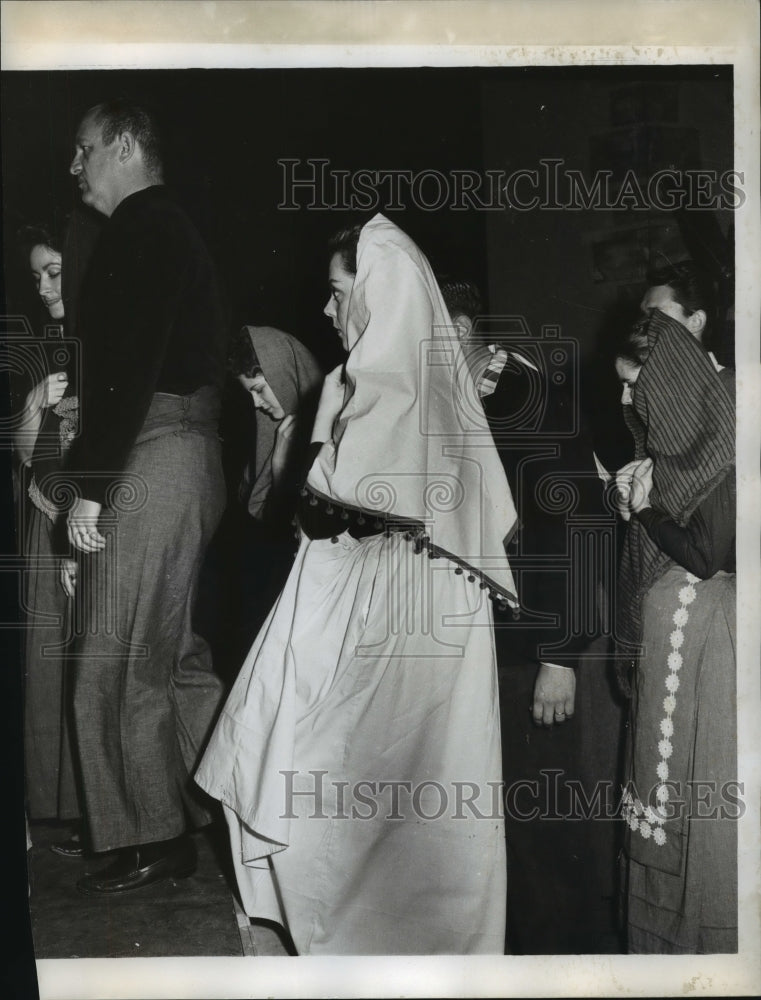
[196,528,506,954]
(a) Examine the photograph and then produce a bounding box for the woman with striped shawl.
[613,308,736,953]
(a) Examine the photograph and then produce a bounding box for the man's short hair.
[88,99,164,179]
[438,278,483,322]
[645,260,716,334]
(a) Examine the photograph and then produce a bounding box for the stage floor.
[26,821,292,959]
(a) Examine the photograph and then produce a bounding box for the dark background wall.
[483,67,734,351]
[2,67,496,372]
[2,66,733,376]
[481,66,734,466]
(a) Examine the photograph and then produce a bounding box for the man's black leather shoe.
[76,835,197,895]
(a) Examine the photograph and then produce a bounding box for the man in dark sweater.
[441,280,624,953]
[62,100,227,894]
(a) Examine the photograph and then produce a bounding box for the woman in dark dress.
[14,224,82,845]
[614,309,736,953]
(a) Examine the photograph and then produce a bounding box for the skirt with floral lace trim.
[622,566,737,954]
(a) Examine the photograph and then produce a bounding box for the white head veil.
[306,214,518,605]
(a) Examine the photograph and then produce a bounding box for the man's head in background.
[641,260,716,345]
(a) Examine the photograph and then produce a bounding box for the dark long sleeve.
[259,433,315,533]
[634,470,735,579]
[486,371,609,667]
[65,186,226,505]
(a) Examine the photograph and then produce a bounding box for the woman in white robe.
[196,213,518,954]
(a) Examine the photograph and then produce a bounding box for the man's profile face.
[450,312,473,342]
[69,113,121,217]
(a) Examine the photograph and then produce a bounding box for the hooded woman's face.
[324,252,354,352]
[237,372,286,421]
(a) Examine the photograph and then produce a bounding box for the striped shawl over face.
[615,309,735,659]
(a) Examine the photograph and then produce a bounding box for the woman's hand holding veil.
[271,414,296,485]
[630,457,654,513]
